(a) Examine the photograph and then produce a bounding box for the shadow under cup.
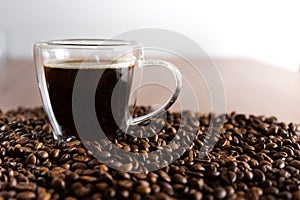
[34,39,182,142]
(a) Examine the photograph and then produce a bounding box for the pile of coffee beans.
[0,107,300,200]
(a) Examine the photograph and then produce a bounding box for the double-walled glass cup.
[34,39,182,142]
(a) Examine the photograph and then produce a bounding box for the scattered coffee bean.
[37,150,49,159]
[16,191,36,199]
[136,185,151,194]
[290,160,300,169]
[51,177,65,192]
[0,107,299,199]
[172,174,187,184]
[25,153,36,165]
[213,186,227,199]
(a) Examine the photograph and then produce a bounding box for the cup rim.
[35,39,142,47]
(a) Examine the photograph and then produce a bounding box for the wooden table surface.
[0,59,299,123]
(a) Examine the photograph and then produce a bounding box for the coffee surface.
[44,59,134,140]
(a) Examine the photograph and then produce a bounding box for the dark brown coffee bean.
[37,186,51,200]
[212,186,226,199]
[225,185,235,197]
[152,192,175,200]
[172,174,187,184]
[16,137,29,145]
[259,180,272,189]
[248,158,259,167]
[160,182,174,196]
[25,153,36,165]
[96,182,109,190]
[206,170,220,177]
[37,150,49,159]
[204,194,214,200]
[51,177,65,192]
[119,190,129,198]
[82,169,98,176]
[65,197,77,200]
[221,170,236,184]
[0,191,16,199]
[71,162,87,170]
[193,191,203,200]
[290,160,300,169]
[116,180,132,189]
[253,169,265,182]
[66,140,81,147]
[147,172,158,184]
[136,185,151,194]
[80,176,97,182]
[264,186,279,195]
[190,163,205,171]
[151,184,160,194]
[267,126,278,135]
[51,149,60,159]
[73,155,90,162]
[16,182,36,191]
[1,141,10,148]
[279,191,292,199]
[158,170,171,182]
[276,160,285,169]
[74,186,91,197]
[132,193,142,200]
[2,107,300,199]
[17,191,36,199]
[138,180,149,187]
[104,188,116,198]
[281,146,294,156]
[59,153,71,164]
[244,170,253,181]
[250,187,263,198]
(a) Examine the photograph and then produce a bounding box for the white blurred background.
[0,0,299,71]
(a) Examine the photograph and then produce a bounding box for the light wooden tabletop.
[0,59,299,123]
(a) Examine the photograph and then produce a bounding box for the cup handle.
[129,59,182,125]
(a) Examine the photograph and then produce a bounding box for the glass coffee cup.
[34,39,182,142]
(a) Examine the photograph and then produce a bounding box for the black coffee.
[44,59,134,141]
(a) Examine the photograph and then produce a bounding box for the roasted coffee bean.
[264,186,279,195]
[190,163,205,171]
[221,170,236,184]
[151,184,161,193]
[71,162,87,170]
[290,160,300,169]
[279,191,292,199]
[104,187,116,198]
[0,191,16,199]
[51,149,60,159]
[51,177,65,191]
[15,182,36,191]
[16,137,29,145]
[37,150,49,159]
[158,170,171,182]
[244,170,253,181]
[172,174,187,184]
[214,186,227,199]
[72,154,89,162]
[80,175,98,182]
[17,191,36,199]
[253,169,265,182]
[1,107,300,199]
[225,185,235,197]
[160,182,174,196]
[276,159,285,169]
[136,185,151,194]
[25,153,36,165]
